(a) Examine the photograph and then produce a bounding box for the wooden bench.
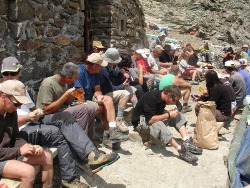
[0,148,58,188]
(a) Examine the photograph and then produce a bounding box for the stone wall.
[89,0,148,52]
[0,0,85,89]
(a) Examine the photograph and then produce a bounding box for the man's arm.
[158,62,173,68]
[148,110,179,124]
[43,88,75,114]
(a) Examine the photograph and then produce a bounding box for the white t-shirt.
[147,54,160,71]
[18,91,35,130]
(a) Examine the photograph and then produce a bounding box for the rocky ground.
[79,83,238,188]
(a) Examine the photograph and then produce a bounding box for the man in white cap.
[224,60,246,113]
[69,53,130,149]
[0,80,53,188]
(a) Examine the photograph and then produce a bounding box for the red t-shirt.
[136,59,150,73]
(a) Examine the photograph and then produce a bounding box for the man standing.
[0,80,53,188]
[70,53,129,148]
[159,65,192,113]
[131,85,202,163]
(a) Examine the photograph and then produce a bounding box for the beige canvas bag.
[193,101,219,149]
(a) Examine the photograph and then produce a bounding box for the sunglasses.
[2,71,19,76]
[7,95,22,107]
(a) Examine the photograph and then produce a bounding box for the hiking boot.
[184,137,203,154]
[178,145,198,163]
[61,177,89,188]
[109,127,130,142]
[181,106,192,113]
[190,80,199,85]
[116,117,129,133]
[88,149,120,173]
[102,133,121,150]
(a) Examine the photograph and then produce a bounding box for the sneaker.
[176,101,183,111]
[184,137,203,154]
[181,106,192,113]
[109,127,130,142]
[88,149,120,173]
[178,145,198,163]
[190,80,199,85]
[61,178,89,188]
[116,117,129,133]
[102,133,121,150]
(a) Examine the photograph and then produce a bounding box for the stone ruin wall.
[0,0,147,91]
[89,0,148,52]
[0,0,85,89]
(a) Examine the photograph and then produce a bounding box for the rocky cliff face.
[140,0,250,48]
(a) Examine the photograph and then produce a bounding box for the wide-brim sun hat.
[102,48,122,64]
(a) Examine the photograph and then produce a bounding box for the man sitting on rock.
[131,85,202,163]
[1,57,120,187]
[159,65,192,113]
[0,80,53,188]
[69,53,130,149]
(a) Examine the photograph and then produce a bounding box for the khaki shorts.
[106,90,131,104]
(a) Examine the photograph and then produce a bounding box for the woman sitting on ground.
[194,70,233,122]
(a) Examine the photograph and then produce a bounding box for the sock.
[104,130,109,134]
[108,122,116,128]
[131,98,138,108]
[182,136,190,142]
[183,103,188,107]
[117,106,125,118]
[177,145,182,150]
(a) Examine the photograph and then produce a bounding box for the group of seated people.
[0,38,249,187]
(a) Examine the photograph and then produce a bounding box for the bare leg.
[168,138,179,149]
[181,89,191,104]
[1,160,35,188]
[23,151,53,187]
[178,125,188,138]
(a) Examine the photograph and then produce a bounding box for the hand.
[203,89,208,97]
[123,79,130,87]
[33,145,44,156]
[27,109,42,122]
[123,72,130,79]
[68,87,76,96]
[20,143,35,156]
[169,109,179,118]
[96,95,104,103]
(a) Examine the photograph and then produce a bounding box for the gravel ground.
[80,83,237,188]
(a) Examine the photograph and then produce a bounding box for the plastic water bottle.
[140,115,146,126]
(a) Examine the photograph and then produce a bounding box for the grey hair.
[59,62,79,78]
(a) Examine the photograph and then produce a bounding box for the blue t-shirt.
[69,64,101,100]
[238,68,250,95]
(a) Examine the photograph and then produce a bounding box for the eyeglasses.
[7,95,22,107]
[2,71,19,76]
[171,95,178,103]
